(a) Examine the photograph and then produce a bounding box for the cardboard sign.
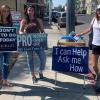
[52,46,89,74]
[17,33,48,51]
[0,27,17,51]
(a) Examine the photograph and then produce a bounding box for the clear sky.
[53,0,67,7]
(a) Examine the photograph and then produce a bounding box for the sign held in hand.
[52,46,89,74]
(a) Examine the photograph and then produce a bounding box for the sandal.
[87,70,97,80]
[3,81,13,87]
[32,75,38,84]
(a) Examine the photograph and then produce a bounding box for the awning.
[26,0,45,6]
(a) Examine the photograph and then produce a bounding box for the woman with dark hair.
[76,6,100,81]
[19,5,46,83]
[0,5,13,87]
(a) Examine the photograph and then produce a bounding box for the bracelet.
[80,33,83,36]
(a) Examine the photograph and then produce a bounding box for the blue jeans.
[0,52,10,80]
[27,50,46,73]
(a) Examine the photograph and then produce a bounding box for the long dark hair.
[24,5,36,24]
[96,8,100,21]
[0,5,12,25]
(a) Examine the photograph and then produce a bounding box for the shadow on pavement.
[59,72,85,80]
[75,22,84,26]
[0,79,94,100]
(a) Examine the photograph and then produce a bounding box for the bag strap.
[91,17,95,28]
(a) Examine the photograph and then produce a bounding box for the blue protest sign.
[17,33,48,51]
[0,27,17,51]
[52,46,89,74]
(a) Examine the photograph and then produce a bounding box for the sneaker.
[39,73,44,79]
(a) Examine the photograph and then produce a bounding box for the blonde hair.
[0,5,12,24]
[1,5,10,9]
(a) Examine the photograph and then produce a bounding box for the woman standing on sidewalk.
[0,8,3,89]
[0,50,2,89]
[19,5,46,83]
[76,6,100,80]
[0,5,13,87]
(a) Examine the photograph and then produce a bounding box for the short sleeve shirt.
[91,18,100,46]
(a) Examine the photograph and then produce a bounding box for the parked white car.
[57,12,77,28]
[57,12,66,27]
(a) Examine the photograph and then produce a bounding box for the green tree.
[55,5,65,11]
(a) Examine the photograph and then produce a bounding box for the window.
[27,0,37,3]
[62,13,66,17]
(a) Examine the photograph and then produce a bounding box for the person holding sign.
[0,9,3,89]
[0,5,13,87]
[19,5,46,83]
[0,60,3,89]
[76,6,100,82]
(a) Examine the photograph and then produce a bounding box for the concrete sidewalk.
[0,22,100,100]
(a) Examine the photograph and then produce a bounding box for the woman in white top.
[76,6,100,80]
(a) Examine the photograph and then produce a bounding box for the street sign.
[0,27,17,51]
[52,46,89,74]
[11,11,21,22]
[17,33,48,51]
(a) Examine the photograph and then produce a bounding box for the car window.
[62,13,66,17]
[44,12,49,17]
[52,12,56,16]
[57,13,61,17]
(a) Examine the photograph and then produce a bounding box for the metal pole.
[66,0,75,34]
[15,0,17,11]
[83,75,86,89]
[49,0,51,24]
[55,72,57,85]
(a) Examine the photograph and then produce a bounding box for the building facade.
[86,0,99,14]
[75,0,100,14]
[24,0,46,18]
[0,0,46,18]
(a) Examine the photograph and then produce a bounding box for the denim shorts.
[92,45,100,54]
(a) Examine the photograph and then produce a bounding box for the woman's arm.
[81,27,92,36]
[19,19,27,34]
[76,26,92,36]
[76,17,95,36]
[37,18,44,33]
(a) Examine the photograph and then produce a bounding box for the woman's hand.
[75,33,82,37]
